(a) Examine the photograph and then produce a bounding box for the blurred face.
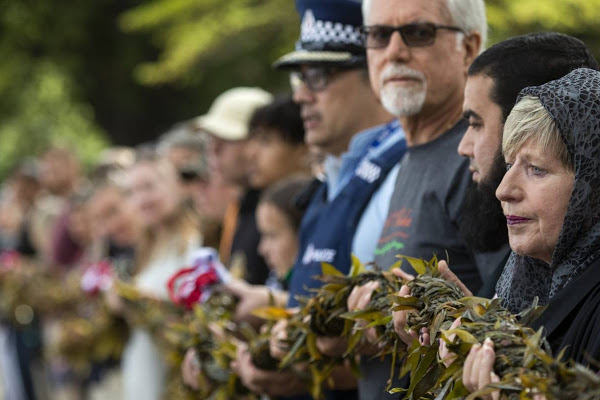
[459,75,504,184]
[88,186,139,247]
[208,137,249,186]
[67,205,92,245]
[193,168,238,221]
[365,0,479,118]
[167,147,202,171]
[495,139,574,264]
[246,129,307,189]
[257,203,298,279]
[13,176,40,204]
[127,161,181,229]
[293,67,374,156]
[39,152,79,195]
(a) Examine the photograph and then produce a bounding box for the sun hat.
[194,87,273,141]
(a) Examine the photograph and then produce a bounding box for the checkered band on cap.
[298,9,363,48]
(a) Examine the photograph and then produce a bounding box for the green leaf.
[405,343,439,397]
[344,330,363,356]
[321,262,344,277]
[365,315,392,328]
[340,309,383,321]
[395,255,427,275]
[279,331,307,368]
[350,254,366,277]
[443,328,478,344]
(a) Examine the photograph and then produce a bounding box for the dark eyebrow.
[463,109,481,120]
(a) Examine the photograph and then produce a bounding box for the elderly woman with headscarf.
[462,68,600,396]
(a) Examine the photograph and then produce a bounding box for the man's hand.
[316,336,348,358]
[438,260,472,296]
[390,268,423,346]
[181,348,201,390]
[391,260,471,347]
[270,317,291,360]
[231,342,307,397]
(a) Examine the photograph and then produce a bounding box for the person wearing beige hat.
[194,87,273,285]
[195,87,273,189]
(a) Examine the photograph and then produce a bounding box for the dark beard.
[458,154,508,252]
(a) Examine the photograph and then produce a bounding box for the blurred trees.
[118,0,297,86]
[0,0,297,178]
[487,0,600,54]
[0,0,600,178]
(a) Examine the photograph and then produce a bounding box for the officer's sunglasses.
[290,67,347,93]
[361,22,463,49]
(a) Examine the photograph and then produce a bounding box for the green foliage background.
[0,0,599,178]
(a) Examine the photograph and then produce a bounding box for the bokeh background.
[0,0,598,178]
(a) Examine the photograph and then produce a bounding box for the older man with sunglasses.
[346,0,488,399]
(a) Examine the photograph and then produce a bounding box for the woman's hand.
[231,341,307,397]
[463,338,499,400]
[181,347,201,390]
[103,288,125,315]
[439,318,461,367]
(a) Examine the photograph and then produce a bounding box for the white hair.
[362,0,488,51]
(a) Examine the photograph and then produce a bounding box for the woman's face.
[256,202,298,280]
[246,129,307,189]
[496,139,574,264]
[88,186,139,247]
[127,161,181,229]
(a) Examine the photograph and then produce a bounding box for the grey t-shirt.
[373,119,481,289]
[360,120,482,400]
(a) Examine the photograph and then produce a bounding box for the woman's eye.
[530,165,546,176]
[505,163,513,171]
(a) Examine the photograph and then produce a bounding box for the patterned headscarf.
[496,68,600,313]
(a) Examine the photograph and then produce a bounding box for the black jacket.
[532,256,600,367]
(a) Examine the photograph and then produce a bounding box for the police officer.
[232,0,407,398]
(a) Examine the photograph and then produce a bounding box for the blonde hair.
[130,154,201,274]
[503,96,573,174]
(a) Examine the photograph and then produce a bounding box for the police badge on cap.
[274,0,365,69]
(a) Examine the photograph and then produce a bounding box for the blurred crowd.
[0,90,313,399]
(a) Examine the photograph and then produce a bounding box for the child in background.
[257,177,311,291]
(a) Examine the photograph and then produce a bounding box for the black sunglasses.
[361,23,463,49]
